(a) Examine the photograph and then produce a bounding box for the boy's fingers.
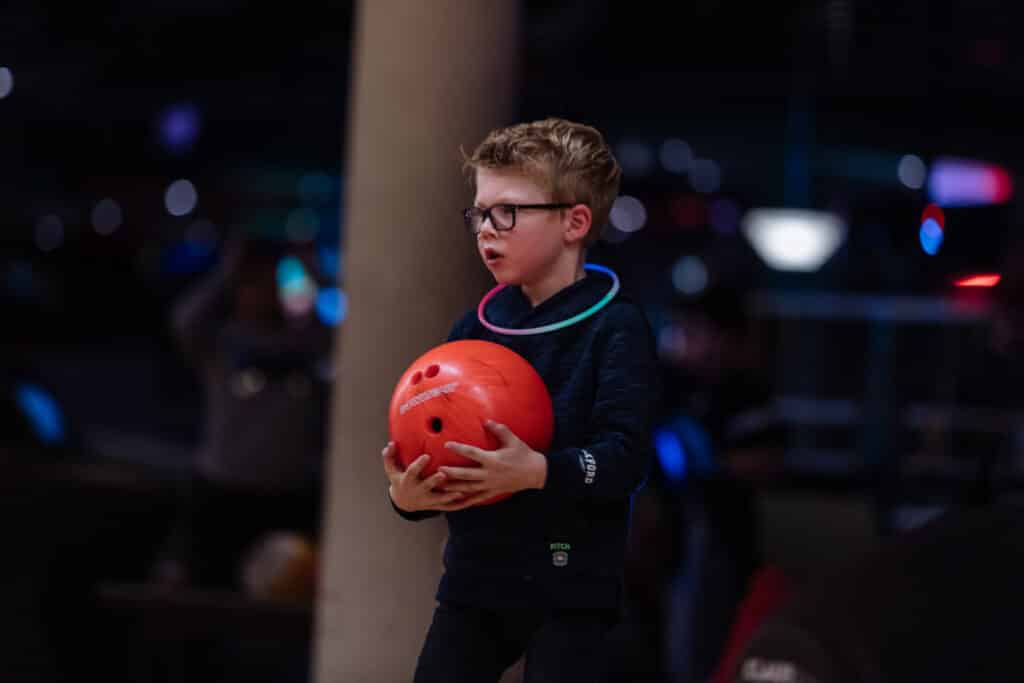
[441,480,486,494]
[484,420,516,443]
[440,490,465,504]
[424,471,448,489]
[439,466,486,480]
[406,454,431,477]
[444,442,487,462]
[381,444,401,475]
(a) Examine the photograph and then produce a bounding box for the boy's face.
[472,167,568,287]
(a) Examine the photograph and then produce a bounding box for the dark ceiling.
[7,1,1024,171]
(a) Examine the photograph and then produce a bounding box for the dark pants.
[413,601,619,683]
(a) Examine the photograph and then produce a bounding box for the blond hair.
[464,118,622,247]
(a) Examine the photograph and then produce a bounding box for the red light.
[954,273,1001,288]
[921,203,945,230]
[990,167,1014,203]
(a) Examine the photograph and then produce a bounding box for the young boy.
[382,118,659,682]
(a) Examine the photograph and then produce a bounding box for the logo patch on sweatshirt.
[549,542,571,567]
[579,449,597,485]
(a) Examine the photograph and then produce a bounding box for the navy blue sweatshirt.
[393,271,660,610]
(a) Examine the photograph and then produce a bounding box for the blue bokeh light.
[316,287,347,326]
[654,427,687,483]
[14,383,65,445]
[919,217,943,255]
[276,256,310,293]
[653,415,716,485]
[158,103,201,154]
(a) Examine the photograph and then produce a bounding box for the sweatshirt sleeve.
[446,310,478,343]
[389,489,440,521]
[543,303,660,501]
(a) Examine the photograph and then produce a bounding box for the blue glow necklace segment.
[477,263,620,336]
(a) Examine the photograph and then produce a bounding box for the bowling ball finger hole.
[425,364,440,378]
[411,371,423,385]
[428,417,443,433]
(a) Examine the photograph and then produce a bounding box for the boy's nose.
[476,219,500,239]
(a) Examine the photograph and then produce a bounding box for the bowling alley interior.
[3,2,1023,682]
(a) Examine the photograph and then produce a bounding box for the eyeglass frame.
[462,203,578,235]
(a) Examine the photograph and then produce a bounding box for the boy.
[382,118,659,682]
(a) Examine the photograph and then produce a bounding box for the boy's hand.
[382,442,467,513]
[438,420,548,509]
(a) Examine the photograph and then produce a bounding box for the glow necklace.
[477,263,620,336]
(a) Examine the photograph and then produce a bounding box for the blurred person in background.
[619,283,786,683]
[153,231,332,592]
[731,502,1024,683]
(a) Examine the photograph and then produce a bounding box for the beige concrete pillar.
[314,2,520,681]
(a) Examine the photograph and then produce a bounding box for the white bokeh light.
[0,68,12,99]
[898,154,927,190]
[91,198,123,235]
[164,179,198,217]
[659,139,693,174]
[672,255,708,295]
[741,208,847,272]
[609,196,648,233]
[35,215,64,252]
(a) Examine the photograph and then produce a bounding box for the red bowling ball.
[388,340,554,505]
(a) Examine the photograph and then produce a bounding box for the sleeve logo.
[579,449,597,485]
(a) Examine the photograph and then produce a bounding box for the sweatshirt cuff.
[389,489,440,521]
[545,448,597,496]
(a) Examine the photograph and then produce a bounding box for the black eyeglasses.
[462,203,575,235]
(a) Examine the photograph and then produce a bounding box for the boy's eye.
[493,205,516,224]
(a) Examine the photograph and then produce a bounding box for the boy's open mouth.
[483,247,503,262]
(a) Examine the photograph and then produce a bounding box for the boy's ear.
[564,204,593,245]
